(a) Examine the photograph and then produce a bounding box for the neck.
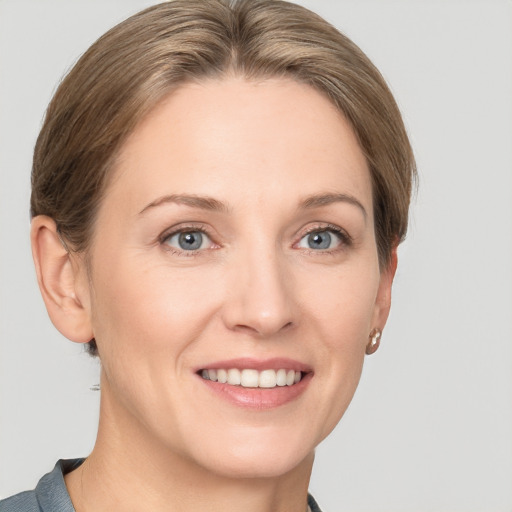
[65,374,314,512]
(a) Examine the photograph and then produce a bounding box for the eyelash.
[159,224,215,257]
[158,223,352,257]
[296,223,353,256]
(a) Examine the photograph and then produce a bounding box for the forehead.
[107,76,372,214]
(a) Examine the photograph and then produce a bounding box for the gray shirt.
[0,459,323,512]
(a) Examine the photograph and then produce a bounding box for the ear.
[30,215,93,343]
[371,245,398,331]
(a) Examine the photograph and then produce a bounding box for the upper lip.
[195,357,312,373]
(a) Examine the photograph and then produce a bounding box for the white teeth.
[276,369,287,387]
[227,368,241,385]
[201,368,304,388]
[241,369,259,387]
[259,369,276,388]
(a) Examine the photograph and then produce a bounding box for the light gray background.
[1,1,511,510]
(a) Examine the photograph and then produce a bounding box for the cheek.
[300,262,380,438]
[304,259,380,346]
[92,264,216,344]
[89,257,221,377]
[87,258,225,442]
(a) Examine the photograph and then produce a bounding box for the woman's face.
[79,77,394,478]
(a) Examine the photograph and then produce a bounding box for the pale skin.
[31,77,397,512]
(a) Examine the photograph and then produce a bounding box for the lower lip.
[198,373,312,410]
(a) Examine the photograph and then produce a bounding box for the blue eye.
[298,230,342,250]
[165,230,211,251]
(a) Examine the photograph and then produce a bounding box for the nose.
[222,245,297,338]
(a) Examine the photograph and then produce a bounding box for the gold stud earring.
[366,328,382,355]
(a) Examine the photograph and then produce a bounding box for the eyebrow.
[139,192,367,219]
[299,193,367,219]
[139,194,230,215]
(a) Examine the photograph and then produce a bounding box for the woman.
[0,0,415,511]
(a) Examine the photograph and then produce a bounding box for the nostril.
[232,320,294,336]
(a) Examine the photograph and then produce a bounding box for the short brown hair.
[31,0,416,356]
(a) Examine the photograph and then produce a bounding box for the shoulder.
[0,491,41,512]
[0,459,84,512]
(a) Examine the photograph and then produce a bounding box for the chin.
[183,425,318,479]
[203,449,313,480]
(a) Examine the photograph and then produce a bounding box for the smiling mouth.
[199,368,304,389]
